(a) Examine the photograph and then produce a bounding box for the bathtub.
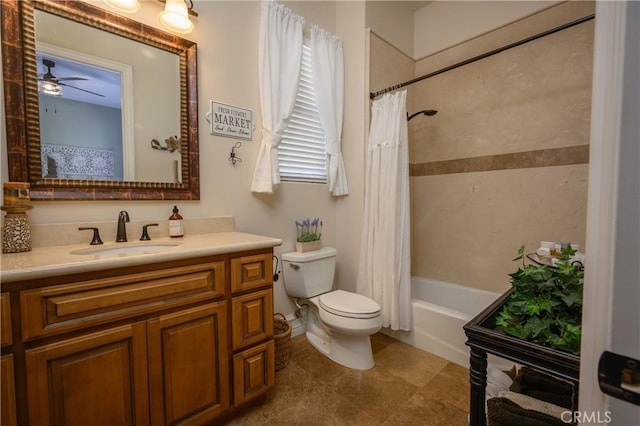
[383,277,502,368]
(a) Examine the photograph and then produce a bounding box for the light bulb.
[103,0,141,14]
[159,0,194,34]
[39,81,63,96]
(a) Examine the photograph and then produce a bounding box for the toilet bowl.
[317,290,382,335]
[282,248,382,370]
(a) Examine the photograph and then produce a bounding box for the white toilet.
[282,247,383,370]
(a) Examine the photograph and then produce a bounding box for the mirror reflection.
[38,52,125,180]
[35,9,181,183]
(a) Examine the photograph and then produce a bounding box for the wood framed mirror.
[1,0,199,200]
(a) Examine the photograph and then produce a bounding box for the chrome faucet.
[116,211,130,242]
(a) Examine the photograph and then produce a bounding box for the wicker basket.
[273,313,291,371]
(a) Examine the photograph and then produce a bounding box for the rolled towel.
[487,397,567,426]
[509,367,575,409]
[498,390,566,419]
[541,241,555,249]
[536,247,551,257]
[487,365,514,389]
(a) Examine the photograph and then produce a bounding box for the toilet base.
[305,310,375,370]
[306,331,375,370]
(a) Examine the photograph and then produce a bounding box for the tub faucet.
[116,211,130,242]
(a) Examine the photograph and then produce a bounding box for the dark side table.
[463,289,580,425]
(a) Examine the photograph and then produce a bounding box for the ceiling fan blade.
[59,82,105,97]
[55,77,89,82]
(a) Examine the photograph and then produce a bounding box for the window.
[277,44,327,183]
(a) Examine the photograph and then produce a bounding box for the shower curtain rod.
[369,13,595,100]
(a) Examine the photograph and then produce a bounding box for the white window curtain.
[310,25,348,196]
[356,90,412,331]
[251,2,304,193]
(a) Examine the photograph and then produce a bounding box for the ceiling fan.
[39,59,105,97]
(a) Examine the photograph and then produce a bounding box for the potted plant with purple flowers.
[295,218,322,252]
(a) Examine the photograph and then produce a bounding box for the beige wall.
[369,1,594,293]
[369,31,415,116]
[365,1,416,58]
[413,1,558,59]
[333,1,367,292]
[409,2,594,293]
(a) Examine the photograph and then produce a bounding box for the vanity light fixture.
[38,80,63,97]
[102,0,197,35]
[102,0,141,14]
[159,0,195,34]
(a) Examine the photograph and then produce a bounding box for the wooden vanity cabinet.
[1,292,18,426]
[230,253,275,406]
[2,248,275,426]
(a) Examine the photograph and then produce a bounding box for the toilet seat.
[319,290,380,319]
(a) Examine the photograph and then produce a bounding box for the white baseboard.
[285,313,306,338]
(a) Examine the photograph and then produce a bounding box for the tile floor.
[224,333,470,425]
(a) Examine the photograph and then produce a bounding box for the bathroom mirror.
[1,0,200,200]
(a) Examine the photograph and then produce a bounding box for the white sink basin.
[71,242,182,257]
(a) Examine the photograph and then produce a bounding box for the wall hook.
[229,141,242,166]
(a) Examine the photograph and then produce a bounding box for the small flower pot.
[295,240,322,253]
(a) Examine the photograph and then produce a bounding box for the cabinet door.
[231,289,273,350]
[147,302,229,426]
[1,355,17,426]
[1,292,12,347]
[25,322,149,426]
[231,253,272,294]
[233,341,275,406]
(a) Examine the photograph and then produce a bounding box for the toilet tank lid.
[282,247,336,262]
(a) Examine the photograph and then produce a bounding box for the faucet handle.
[140,223,159,241]
[79,227,104,245]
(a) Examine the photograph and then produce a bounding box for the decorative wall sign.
[205,101,253,140]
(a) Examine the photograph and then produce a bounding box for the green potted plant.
[295,218,322,253]
[494,245,584,354]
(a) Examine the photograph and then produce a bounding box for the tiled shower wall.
[370,1,594,293]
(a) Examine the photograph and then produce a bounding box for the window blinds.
[277,44,327,183]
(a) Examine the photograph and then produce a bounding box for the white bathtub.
[383,277,502,368]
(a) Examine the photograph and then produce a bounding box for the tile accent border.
[410,145,589,176]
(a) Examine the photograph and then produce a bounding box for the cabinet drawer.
[231,289,273,350]
[1,293,11,347]
[232,341,274,407]
[21,262,225,340]
[231,254,272,293]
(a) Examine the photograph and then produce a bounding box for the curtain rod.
[369,13,595,100]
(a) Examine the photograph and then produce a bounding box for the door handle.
[598,350,640,405]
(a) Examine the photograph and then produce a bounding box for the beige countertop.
[0,232,282,283]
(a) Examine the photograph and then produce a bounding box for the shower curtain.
[357,90,412,331]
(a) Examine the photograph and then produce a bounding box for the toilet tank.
[281,247,336,298]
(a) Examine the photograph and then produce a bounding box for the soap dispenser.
[169,205,184,237]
